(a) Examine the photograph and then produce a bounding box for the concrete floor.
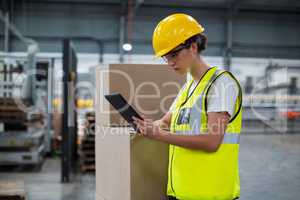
[239,134,300,200]
[0,134,299,200]
[0,158,95,200]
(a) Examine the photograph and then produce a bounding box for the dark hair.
[184,34,207,53]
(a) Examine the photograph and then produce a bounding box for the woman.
[133,13,242,200]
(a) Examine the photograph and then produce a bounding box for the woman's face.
[163,43,197,75]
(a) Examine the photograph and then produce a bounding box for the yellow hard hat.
[152,13,205,57]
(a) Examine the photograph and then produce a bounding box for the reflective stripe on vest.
[174,131,240,144]
[189,69,225,134]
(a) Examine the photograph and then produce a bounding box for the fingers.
[133,117,144,127]
[138,126,146,135]
[144,118,153,123]
[132,116,156,137]
[133,120,147,136]
[132,116,143,123]
[133,116,152,126]
[133,117,145,135]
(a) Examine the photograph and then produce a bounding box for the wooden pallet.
[0,114,26,123]
[85,120,95,127]
[0,98,17,106]
[0,111,26,117]
[85,113,95,126]
[78,149,95,171]
[80,143,94,151]
[84,123,95,135]
[80,164,95,172]
[80,143,94,149]
[0,98,31,107]
[85,112,95,118]
[0,111,43,123]
[79,111,96,173]
[84,129,95,136]
[0,181,26,200]
[80,158,95,167]
[80,157,95,163]
[81,136,95,142]
[0,106,25,112]
[86,116,95,122]
[78,149,95,158]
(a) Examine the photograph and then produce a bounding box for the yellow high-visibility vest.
[167,67,243,200]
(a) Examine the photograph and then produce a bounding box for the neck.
[190,56,210,81]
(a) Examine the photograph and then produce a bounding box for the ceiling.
[22,0,300,12]
[143,0,300,12]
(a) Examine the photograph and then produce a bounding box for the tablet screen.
[104,93,143,131]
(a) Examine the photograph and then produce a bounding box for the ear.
[190,42,198,54]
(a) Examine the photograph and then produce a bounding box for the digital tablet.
[104,93,143,131]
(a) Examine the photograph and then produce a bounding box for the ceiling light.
[122,43,132,51]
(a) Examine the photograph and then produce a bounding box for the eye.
[171,51,179,58]
[170,52,177,58]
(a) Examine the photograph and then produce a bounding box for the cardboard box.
[95,64,185,200]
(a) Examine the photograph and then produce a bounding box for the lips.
[172,65,178,70]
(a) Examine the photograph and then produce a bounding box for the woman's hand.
[132,116,162,139]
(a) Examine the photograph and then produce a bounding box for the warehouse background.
[1,0,300,57]
[0,0,300,200]
[1,0,300,81]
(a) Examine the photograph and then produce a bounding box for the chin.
[177,70,187,75]
[177,68,188,74]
